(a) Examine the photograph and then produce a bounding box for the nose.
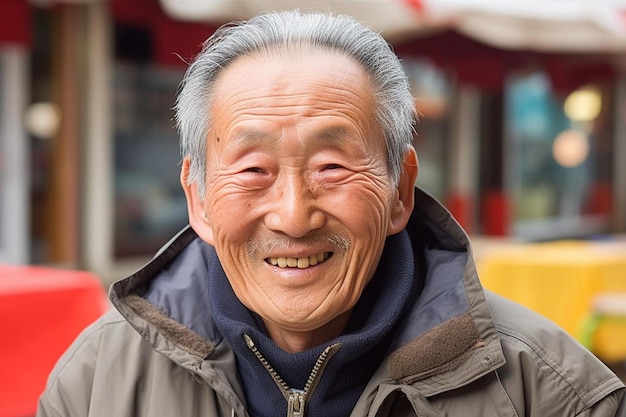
[264,173,326,238]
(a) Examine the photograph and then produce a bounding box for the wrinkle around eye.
[314,166,357,185]
[232,168,273,189]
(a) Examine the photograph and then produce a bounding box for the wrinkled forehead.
[204,47,386,160]
[210,46,379,123]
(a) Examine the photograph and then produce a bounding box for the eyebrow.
[315,126,352,142]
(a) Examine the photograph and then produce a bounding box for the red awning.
[112,0,623,89]
[394,30,617,93]
[0,0,31,47]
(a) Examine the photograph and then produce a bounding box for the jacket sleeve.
[486,292,626,417]
[36,313,112,417]
[583,388,625,417]
[618,391,626,417]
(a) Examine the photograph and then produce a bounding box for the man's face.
[183,49,416,347]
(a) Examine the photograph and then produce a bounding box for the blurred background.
[1,0,625,279]
[1,1,626,414]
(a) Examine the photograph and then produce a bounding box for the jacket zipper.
[243,333,341,417]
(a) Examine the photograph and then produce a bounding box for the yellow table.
[477,240,626,362]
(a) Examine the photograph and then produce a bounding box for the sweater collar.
[209,230,422,417]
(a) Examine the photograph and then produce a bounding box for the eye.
[316,163,352,183]
[242,167,265,174]
[235,165,272,189]
[323,164,344,170]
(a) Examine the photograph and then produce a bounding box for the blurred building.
[1,0,625,281]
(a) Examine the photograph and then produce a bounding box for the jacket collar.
[383,188,505,395]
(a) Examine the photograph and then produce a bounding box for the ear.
[387,146,418,236]
[181,157,215,245]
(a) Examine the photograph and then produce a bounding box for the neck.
[264,310,353,353]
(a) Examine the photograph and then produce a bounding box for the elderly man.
[38,10,624,417]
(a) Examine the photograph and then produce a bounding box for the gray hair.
[174,10,416,195]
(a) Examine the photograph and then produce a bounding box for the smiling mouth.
[266,252,331,269]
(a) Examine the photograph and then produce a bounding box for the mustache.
[246,234,351,257]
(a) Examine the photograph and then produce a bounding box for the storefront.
[395,29,626,238]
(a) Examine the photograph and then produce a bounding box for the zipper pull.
[286,391,305,417]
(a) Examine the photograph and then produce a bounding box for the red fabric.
[0,266,109,417]
[110,0,164,27]
[400,0,425,13]
[0,0,31,47]
[394,30,617,93]
[544,57,615,96]
[110,0,218,68]
[152,16,216,67]
[445,191,474,233]
[394,30,514,92]
[585,182,613,216]
[481,189,510,236]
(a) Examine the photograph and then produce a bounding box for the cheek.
[205,171,254,216]
[204,186,257,247]
[207,195,259,287]
[326,181,393,233]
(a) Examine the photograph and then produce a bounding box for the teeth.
[267,253,330,269]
